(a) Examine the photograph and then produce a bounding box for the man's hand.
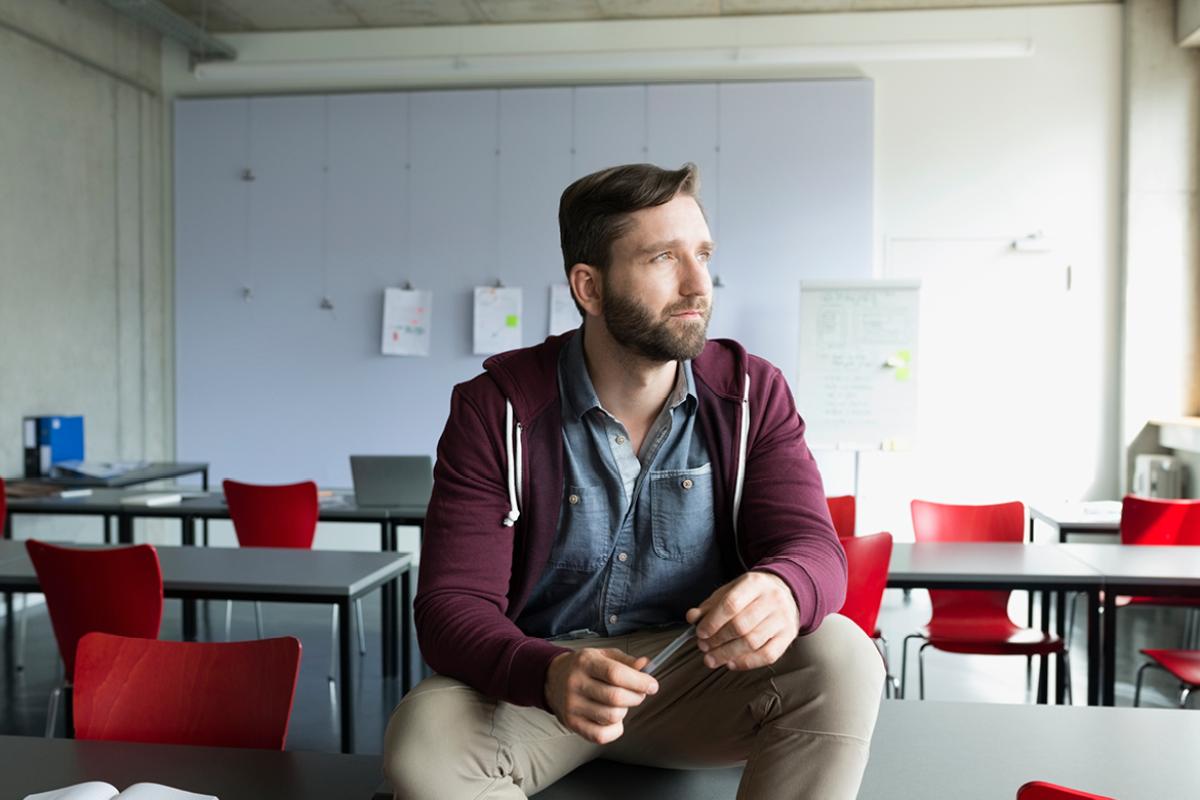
[544,648,659,745]
[686,571,801,671]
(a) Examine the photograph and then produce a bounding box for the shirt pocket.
[650,463,715,562]
[551,484,612,571]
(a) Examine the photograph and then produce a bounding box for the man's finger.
[571,696,630,727]
[700,595,773,651]
[702,614,781,668]
[578,678,650,709]
[585,651,659,694]
[568,716,625,745]
[694,582,754,641]
[724,632,791,672]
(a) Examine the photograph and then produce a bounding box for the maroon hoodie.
[415,331,846,711]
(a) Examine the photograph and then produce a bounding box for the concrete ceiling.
[160,0,1112,32]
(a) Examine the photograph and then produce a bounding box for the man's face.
[601,193,715,363]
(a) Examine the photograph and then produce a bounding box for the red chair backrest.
[827,495,856,538]
[223,480,318,549]
[1120,495,1200,546]
[838,532,893,636]
[910,500,1026,632]
[74,632,301,750]
[1017,781,1116,800]
[26,540,163,675]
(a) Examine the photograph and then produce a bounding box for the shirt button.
[618,552,628,562]
[568,494,580,505]
[609,614,618,625]
[682,479,694,490]
[615,435,626,445]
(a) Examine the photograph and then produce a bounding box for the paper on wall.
[548,284,579,336]
[382,288,432,357]
[473,286,522,355]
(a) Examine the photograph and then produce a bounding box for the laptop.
[349,455,433,508]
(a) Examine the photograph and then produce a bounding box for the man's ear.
[568,263,603,317]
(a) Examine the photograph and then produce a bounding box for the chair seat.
[1142,649,1200,686]
[922,623,1064,656]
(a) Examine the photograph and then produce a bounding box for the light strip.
[191,39,1034,83]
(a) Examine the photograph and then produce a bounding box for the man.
[385,163,883,798]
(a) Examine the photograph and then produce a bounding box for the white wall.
[0,0,174,547]
[162,5,1124,540]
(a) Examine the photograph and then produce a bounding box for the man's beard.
[602,283,712,363]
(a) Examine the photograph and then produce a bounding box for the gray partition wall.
[174,81,873,485]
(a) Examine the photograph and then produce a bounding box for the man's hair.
[558,163,701,313]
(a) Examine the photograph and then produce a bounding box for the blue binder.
[22,415,84,478]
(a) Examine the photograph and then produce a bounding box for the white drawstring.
[731,373,750,569]
[503,400,521,527]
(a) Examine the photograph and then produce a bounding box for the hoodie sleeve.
[738,362,847,633]
[414,382,568,709]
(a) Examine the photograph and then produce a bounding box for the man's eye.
[653,252,673,263]
[697,251,712,263]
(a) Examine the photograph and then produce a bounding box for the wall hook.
[240,168,256,182]
[319,297,334,311]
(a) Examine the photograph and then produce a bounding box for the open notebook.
[24,783,216,800]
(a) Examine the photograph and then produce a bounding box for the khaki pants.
[384,614,884,799]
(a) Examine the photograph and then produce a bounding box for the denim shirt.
[516,330,725,640]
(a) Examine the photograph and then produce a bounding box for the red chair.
[1017,781,1116,799]
[74,631,301,749]
[826,495,856,538]
[903,500,1066,701]
[839,532,898,696]
[1134,648,1200,708]
[1066,496,1200,649]
[26,540,163,736]
[222,479,363,687]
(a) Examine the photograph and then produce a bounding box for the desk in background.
[3,487,427,682]
[887,542,1105,705]
[1029,501,1122,543]
[0,540,410,753]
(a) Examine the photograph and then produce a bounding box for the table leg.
[1087,589,1101,706]
[3,512,11,661]
[117,515,133,545]
[1055,589,1068,704]
[339,598,355,754]
[401,568,413,693]
[380,523,395,678]
[1103,589,1117,706]
[104,515,112,545]
[202,467,209,547]
[1037,588,1051,703]
[181,518,197,641]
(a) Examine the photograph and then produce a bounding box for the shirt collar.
[559,327,698,422]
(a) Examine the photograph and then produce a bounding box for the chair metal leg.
[899,633,926,700]
[224,600,233,641]
[355,598,366,657]
[1065,591,1080,649]
[254,602,264,639]
[1181,685,1192,709]
[1062,650,1073,705]
[1134,661,1159,707]
[45,685,62,738]
[918,642,934,700]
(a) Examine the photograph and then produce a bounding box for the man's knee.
[771,614,885,736]
[383,676,500,799]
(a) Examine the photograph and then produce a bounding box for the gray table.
[887,542,1106,704]
[0,541,411,754]
[383,701,1199,800]
[3,487,428,683]
[14,461,210,489]
[0,734,383,800]
[1059,543,1200,706]
[1029,502,1122,543]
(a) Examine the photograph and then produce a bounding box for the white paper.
[381,288,432,357]
[548,284,579,336]
[119,783,217,800]
[24,782,119,800]
[473,286,523,355]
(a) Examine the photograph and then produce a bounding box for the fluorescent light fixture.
[191,39,1034,83]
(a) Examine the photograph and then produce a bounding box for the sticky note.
[505,314,519,328]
